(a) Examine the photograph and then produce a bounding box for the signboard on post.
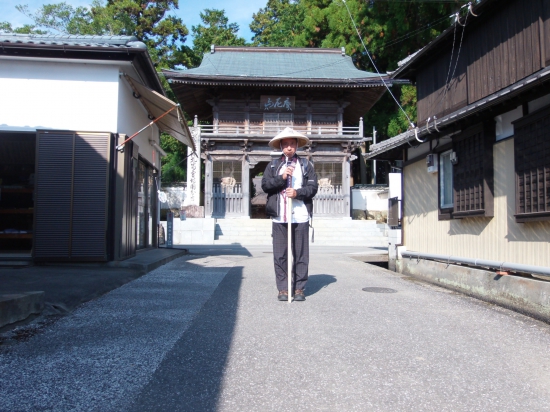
[166,212,174,248]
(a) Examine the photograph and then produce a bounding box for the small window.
[264,113,293,133]
[437,123,494,220]
[439,150,453,209]
[513,106,550,222]
[452,124,494,218]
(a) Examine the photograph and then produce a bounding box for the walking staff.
[261,128,318,302]
[286,156,293,303]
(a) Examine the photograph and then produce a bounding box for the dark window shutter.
[452,124,494,218]
[513,106,550,222]
[34,131,112,261]
[71,133,111,259]
[34,132,74,258]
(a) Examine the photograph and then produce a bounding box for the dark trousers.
[272,222,309,292]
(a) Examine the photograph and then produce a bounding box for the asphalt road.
[1,245,550,411]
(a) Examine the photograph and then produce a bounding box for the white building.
[0,34,193,261]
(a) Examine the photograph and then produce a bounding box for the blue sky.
[2,0,268,42]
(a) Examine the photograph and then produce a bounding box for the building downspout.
[401,251,550,278]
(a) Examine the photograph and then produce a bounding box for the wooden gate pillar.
[204,156,214,216]
[343,158,351,217]
[242,156,251,218]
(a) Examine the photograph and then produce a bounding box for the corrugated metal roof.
[168,46,381,81]
[0,33,146,49]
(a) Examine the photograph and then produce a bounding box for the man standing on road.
[261,128,318,302]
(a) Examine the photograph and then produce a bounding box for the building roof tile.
[0,33,146,49]
[166,46,382,83]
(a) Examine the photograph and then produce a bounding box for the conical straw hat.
[268,127,311,150]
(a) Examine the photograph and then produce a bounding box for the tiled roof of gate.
[165,46,383,83]
[0,33,147,49]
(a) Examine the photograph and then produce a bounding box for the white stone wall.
[160,218,215,245]
[159,186,187,210]
[351,187,388,212]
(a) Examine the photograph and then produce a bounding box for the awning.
[123,74,195,151]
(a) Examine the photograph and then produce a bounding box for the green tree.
[250,0,459,139]
[9,0,193,69]
[160,132,187,183]
[191,9,247,58]
[0,21,46,34]
[250,0,304,47]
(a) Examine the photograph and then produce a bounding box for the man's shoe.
[294,289,306,301]
[278,290,289,301]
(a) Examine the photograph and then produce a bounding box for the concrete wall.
[0,57,161,167]
[397,258,550,323]
[403,138,550,267]
[0,58,118,132]
[160,218,215,245]
[117,71,160,167]
[160,186,187,210]
[351,187,388,212]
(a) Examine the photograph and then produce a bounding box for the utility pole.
[372,126,377,184]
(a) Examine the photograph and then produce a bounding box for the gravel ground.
[1,245,550,412]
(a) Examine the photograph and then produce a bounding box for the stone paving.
[1,245,550,411]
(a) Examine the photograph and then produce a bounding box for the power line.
[341,0,416,130]
[381,14,452,49]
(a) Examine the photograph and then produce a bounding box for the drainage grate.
[362,287,397,293]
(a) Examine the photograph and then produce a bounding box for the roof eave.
[165,74,407,88]
[367,65,550,159]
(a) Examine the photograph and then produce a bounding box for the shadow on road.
[129,266,243,411]
[306,274,337,296]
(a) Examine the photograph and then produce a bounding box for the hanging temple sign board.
[261,95,295,112]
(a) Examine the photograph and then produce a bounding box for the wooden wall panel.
[402,141,550,266]
[543,0,550,66]
[467,0,542,103]
[417,46,467,124]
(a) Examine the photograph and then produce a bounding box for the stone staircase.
[214,218,388,247]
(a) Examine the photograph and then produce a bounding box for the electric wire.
[381,14,453,49]
[425,4,471,126]
[341,0,416,130]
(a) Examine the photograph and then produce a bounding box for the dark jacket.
[261,155,318,218]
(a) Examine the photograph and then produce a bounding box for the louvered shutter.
[34,131,113,261]
[34,132,73,258]
[71,133,111,259]
[452,123,494,218]
[513,106,550,222]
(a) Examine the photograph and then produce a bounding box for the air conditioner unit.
[426,153,438,173]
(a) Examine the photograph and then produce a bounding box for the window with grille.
[314,162,342,188]
[264,113,293,133]
[513,106,550,222]
[451,123,494,218]
[439,150,454,209]
[213,161,242,187]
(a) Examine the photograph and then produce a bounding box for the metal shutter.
[34,131,112,261]
[71,133,111,259]
[34,132,73,259]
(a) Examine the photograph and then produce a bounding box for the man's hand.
[286,188,297,198]
[282,166,294,180]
